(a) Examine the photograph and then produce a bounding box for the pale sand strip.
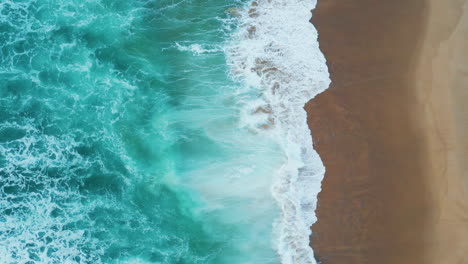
[415,0,468,262]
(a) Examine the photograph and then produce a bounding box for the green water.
[0,0,285,263]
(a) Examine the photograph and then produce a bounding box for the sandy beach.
[416,0,468,262]
[307,0,468,263]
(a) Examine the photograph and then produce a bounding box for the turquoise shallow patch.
[0,0,283,263]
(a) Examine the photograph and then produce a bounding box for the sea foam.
[225,0,330,263]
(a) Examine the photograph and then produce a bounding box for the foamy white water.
[226,0,331,263]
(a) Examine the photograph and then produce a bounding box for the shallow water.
[0,0,328,263]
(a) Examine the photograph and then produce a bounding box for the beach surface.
[307,0,468,263]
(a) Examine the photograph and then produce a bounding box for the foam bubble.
[225,0,330,263]
[175,42,222,56]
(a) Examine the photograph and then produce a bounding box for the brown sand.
[307,0,468,263]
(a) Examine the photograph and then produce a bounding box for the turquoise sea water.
[0,0,329,263]
[0,0,285,263]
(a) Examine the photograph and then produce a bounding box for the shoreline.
[227,1,330,262]
[307,0,468,262]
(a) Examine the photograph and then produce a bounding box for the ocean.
[0,0,329,263]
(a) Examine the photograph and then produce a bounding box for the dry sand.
[416,0,468,262]
[307,0,468,263]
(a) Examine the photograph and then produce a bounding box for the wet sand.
[307,0,468,263]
